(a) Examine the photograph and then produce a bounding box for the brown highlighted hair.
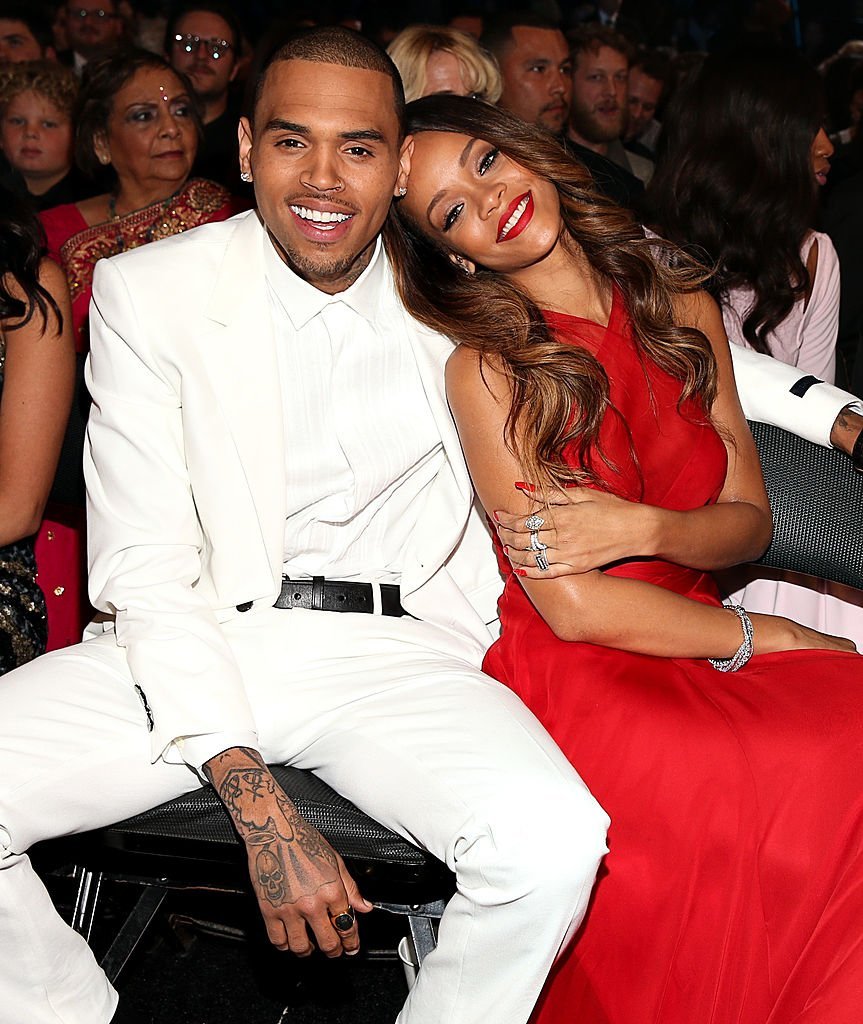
[384,95,716,494]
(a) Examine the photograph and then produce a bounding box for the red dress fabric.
[482,293,863,1024]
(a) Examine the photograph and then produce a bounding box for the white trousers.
[0,605,608,1024]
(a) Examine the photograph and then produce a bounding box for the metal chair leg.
[71,865,103,942]
[100,885,169,984]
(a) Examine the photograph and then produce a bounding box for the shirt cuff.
[796,389,863,449]
[177,730,260,781]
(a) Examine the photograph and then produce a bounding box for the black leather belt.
[273,576,406,616]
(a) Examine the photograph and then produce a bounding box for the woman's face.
[95,66,197,195]
[422,51,471,98]
[401,130,562,276]
[810,126,833,188]
[1,90,73,186]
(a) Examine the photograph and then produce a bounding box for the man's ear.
[238,116,253,180]
[394,134,413,197]
[448,252,476,275]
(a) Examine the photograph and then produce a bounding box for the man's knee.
[462,780,609,905]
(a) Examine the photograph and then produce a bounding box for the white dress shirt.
[263,234,444,584]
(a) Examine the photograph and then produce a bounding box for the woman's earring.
[397,186,407,197]
[240,171,252,183]
[454,255,473,276]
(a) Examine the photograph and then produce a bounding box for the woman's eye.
[479,148,499,175]
[443,203,464,231]
[173,103,192,118]
[130,109,155,122]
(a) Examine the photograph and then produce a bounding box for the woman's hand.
[494,483,656,578]
[751,613,858,656]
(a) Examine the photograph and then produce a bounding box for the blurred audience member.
[0,185,74,671]
[650,48,838,382]
[449,13,482,39]
[574,0,645,44]
[41,48,238,352]
[564,25,646,206]
[388,24,501,103]
[481,13,571,135]
[59,0,124,77]
[0,2,56,63]
[649,48,859,647]
[624,49,671,159]
[166,1,240,187]
[0,60,97,209]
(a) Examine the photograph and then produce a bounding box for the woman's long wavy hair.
[384,95,716,494]
[0,186,61,332]
[647,49,826,356]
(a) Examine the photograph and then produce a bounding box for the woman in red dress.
[386,96,863,1023]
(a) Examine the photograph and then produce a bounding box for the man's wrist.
[852,428,863,473]
[829,404,863,459]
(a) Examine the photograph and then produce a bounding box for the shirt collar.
[263,231,390,329]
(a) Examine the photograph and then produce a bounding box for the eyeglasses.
[68,8,118,19]
[173,33,232,60]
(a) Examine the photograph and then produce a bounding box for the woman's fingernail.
[492,511,501,523]
[515,568,527,577]
[514,481,536,492]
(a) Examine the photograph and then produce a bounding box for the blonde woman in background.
[388,24,501,103]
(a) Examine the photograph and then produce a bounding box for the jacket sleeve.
[730,342,862,449]
[85,257,258,765]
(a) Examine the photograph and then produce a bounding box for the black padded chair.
[747,421,863,590]
[35,765,453,984]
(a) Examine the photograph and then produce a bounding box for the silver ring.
[524,514,544,531]
[535,551,550,571]
[331,907,356,932]
[529,531,548,552]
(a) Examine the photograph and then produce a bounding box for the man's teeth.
[290,205,352,224]
[500,196,529,239]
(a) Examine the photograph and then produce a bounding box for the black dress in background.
[0,339,48,674]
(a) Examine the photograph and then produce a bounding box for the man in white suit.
[0,26,610,1024]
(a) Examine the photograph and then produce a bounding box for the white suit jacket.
[84,210,502,762]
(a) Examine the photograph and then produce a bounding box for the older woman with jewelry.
[40,47,241,352]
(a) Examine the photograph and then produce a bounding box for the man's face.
[169,10,237,105]
[625,66,663,141]
[569,44,628,145]
[239,60,411,295]
[0,19,45,62]
[497,27,572,134]
[65,0,122,59]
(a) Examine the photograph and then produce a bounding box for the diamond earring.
[240,171,252,183]
[397,186,407,197]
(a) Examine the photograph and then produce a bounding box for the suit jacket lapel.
[200,212,286,588]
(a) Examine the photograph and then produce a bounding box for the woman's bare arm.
[446,335,853,658]
[0,258,75,546]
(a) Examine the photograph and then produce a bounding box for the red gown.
[482,293,863,1024]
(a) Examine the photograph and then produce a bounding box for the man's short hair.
[568,24,633,69]
[250,26,405,138]
[479,12,563,62]
[164,2,242,56]
[0,1,53,52]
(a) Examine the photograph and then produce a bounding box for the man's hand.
[494,483,654,578]
[204,747,372,957]
[829,405,863,471]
